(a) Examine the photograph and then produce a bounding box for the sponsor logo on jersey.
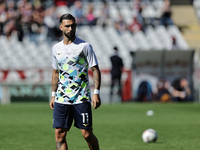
[83,124,89,127]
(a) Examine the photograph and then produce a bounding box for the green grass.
[0,102,200,150]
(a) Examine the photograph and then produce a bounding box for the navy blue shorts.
[53,102,93,130]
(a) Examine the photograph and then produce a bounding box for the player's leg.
[53,102,73,150]
[73,102,100,150]
[81,129,100,150]
[55,128,68,150]
[110,75,115,102]
[110,77,115,96]
[117,75,122,100]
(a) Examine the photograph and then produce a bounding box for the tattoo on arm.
[91,66,101,89]
[52,70,59,92]
[52,77,59,91]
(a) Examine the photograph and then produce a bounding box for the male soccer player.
[49,13,101,150]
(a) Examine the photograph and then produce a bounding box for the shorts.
[53,102,93,130]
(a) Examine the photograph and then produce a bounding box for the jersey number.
[81,113,89,123]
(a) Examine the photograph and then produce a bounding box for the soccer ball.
[146,110,154,116]
[142,129,158,143]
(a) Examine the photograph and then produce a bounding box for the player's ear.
[59,24,63,31]
[74,23,77,28]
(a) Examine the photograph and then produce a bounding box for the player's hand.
[92,94,101,109]
[49,97,55,110]
[180,91,186,99]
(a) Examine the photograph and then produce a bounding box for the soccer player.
[49,13,101,150]
[170,77,192,102]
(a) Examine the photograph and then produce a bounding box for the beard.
[64,31,75,39]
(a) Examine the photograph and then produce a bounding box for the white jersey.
[52,37,98,105]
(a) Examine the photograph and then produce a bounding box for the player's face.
[60,19,77,39]
[180,78,188,88]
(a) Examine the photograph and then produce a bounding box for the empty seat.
[167,25,189,50]
[155,25,172,50]
[145,26,165,50]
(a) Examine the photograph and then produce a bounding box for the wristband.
[52,92,56,97]
[94,89,100,95]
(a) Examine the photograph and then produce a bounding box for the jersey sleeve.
[84,43,99,68]
[52,48,58,70]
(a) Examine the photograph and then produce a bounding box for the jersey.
[52,37,98,105]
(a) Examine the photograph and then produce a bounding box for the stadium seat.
[167,25,189,50]
[121,31,139,51]
[155,25,172,50]
[142,5,157,19]
[134,31,152,51]
[145,26,165,50]
[193,0,200,9]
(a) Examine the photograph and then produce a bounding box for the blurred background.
[0,0,200,104]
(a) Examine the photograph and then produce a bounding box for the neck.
[63,36,76,45]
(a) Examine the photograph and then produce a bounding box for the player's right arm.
[49,69,59,109]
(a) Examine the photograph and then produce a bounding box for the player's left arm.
[91,65,101,109]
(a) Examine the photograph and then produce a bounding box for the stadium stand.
[1,0,200,103]
[0,0,191,70]
[171,3,200,49]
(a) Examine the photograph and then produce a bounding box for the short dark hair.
[60,13,76,24]
[113,46,118,51]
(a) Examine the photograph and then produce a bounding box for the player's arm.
[49,69,59,109]
[169,86,186,100]
[91,65,101,109]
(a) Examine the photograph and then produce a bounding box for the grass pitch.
[0,102,200,150]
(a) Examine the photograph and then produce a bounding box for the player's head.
[113,46,118,51]
[180,77,189,88]
[59,13,77,39]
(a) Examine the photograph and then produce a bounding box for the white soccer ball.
[146,110,154,116]
[142,129,158,143]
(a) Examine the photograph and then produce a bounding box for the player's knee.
[55,128,67,141]
[82,130,92,141]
